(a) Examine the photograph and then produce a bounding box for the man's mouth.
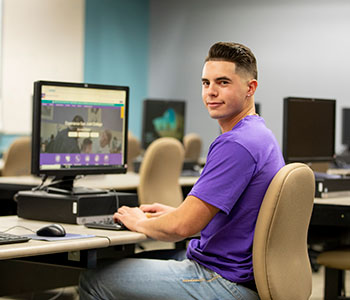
[207,101,224,108]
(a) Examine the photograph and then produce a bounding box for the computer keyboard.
[0,232,31,245]
[84,220,127,231]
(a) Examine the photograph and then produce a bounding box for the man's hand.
[113,206,147,232]
[112,196,219,242]
[139,203,175,218]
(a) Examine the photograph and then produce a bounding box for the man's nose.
[207,84,218,96]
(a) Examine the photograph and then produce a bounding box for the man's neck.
[219,102,257,133]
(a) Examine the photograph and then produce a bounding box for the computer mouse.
[36,224,66,237]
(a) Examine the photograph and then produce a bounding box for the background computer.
[31,80,129,194]
[342,108,350,153]
[141,99,186,150]
[335,107,350,166]
[282,97,336,166]
[255,102,261,115]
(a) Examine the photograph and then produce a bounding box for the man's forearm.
[135,212,188,242]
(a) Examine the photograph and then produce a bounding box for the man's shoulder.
[215,117,270,145]
[209,116,281,163]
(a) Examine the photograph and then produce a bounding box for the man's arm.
[114,195,219,242]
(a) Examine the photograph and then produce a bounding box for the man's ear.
[247,79,258,97]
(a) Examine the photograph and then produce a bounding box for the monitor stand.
[46,176,108,195]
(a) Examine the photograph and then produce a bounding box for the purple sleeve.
[189,140,256,214]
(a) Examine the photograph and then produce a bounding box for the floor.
[1,241,349,300]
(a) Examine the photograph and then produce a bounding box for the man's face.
[201,61,250,122]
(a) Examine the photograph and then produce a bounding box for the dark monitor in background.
[255,102,261,115]
[141,99,186,149]
[342,108,350,152]
[32,80,129,192]
[282,97,336,163]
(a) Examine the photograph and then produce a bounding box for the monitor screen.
[283,97,336,163]
[342,108,350,149]
[32,81,129,178]
[141,99,186,149]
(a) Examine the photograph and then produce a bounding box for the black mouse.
[36,224,66,237]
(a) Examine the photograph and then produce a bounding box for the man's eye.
[220,81,229,85]
[202,81,209,86]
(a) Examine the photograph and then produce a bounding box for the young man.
[79,42,285,300]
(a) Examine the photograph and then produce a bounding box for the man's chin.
[208,112,222,120]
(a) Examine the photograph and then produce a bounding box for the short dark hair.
[205,42,258,80]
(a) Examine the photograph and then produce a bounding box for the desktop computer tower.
[315,177,350,198]
[16,190,138,224]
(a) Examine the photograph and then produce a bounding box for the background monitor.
[141,99,186,149]
[0,133,27,158]
[283,97,336,163]
[342,108,350,151]
[255,102,261,115]
[32,81,129,188]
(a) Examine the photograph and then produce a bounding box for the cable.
[33,175,85,192]
[47,288,65,300]
[31,174,49,191]
[2,225,35,234]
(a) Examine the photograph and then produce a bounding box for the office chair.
[253,163,315,300]
[316,247,350,299]
[127,132,141,172]
[138,137,185,207]
[2,136,31,176]
[183,133,202,162]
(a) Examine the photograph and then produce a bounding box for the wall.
[2,0,349,157]
[149,0,350,155]
[1,0,84,133]
[84,0,149,138]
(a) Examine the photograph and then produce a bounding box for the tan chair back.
[138,137,184,207]
[253,163,315,300]
[2,136,31,176]
[127,132,141,172]
[183,133,202,162]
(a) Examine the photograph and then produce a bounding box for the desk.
[0,173,199,215]
[328,168,350,176]
[310,197,350,300]
[0,172,199,191]
[309,197,350,248]
[0,215,148,296]
[312,197,350,227]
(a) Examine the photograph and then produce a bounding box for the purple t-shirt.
[186,115,285,283]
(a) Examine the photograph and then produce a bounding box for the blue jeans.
[79,249,260,300]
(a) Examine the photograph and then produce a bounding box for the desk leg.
[324,267,345,300]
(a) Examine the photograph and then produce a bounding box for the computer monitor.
[283,97,336,163]
[255,102,261,115]
[342,108,350,152]
[0,133,27,158]
[31,80,129,192]
[141,99,186,149]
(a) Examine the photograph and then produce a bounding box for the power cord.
[2,225,35,234]
[32,175,84,192]
[31,174,49,192]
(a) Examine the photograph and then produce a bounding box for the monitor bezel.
[282,96,336,163]
[31,80,129,177]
